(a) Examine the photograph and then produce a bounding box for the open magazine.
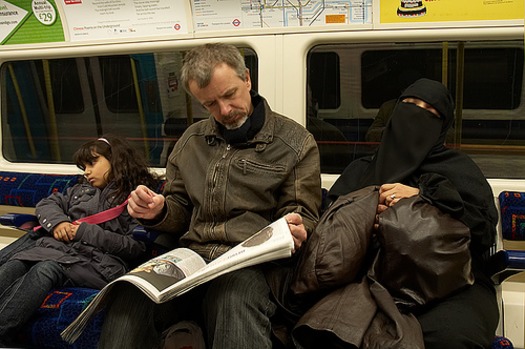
[61,217,293,343]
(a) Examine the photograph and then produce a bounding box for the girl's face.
[83,152,111,189]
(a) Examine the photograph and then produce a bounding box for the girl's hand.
[53,222,77,242]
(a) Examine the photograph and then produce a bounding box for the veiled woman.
[329,78,499,349]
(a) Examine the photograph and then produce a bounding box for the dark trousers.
[0,260,66,346]
[0,230,40,265]
[417,280,499,349]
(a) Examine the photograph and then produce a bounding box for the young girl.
[0,135,159,347]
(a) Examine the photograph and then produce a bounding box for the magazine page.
[62,217,293,343]
[61,247,207,343]
[121,247,207,299]
[158,216,293,301]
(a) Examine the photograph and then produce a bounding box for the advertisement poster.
[380,0,523,23]
[60,0,190,41]
[0,0,64,45]
[191,0,373,31]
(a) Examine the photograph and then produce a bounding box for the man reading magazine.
[80,43,321,349]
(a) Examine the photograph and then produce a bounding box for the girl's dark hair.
[73,134,159,205]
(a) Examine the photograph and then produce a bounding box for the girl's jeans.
[0,259,66,345]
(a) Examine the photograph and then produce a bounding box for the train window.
[361,47,523,110]
[0,47,258,167]
[461,47,523,110]
[308,52,340,110]
[307,40,525,178]
[36,59,85,114]
[99,56,140,113]
[361,49,442,108]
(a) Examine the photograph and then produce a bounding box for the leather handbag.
[370,195,474,308]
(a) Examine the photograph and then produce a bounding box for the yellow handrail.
[42,59,61,161]
[454,42,465,147]
[441,42,448,87]
[181,51,194,127]
[130,57,150,159]
[7,63,36,158]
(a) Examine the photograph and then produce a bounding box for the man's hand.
[53,222,79,242]
[285,213,307,253]
[127,185,166,220]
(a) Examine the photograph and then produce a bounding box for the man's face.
[189,63,253,129]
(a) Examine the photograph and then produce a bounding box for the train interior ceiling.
[1,0,525,346]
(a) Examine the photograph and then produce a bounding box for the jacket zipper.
[208,144,231,235]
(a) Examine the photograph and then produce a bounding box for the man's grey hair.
[180,43,247,93]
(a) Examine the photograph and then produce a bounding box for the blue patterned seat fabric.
[0,172,80,207]
[500,191,525,240]
[20,288,103,348]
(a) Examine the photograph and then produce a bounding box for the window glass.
[1,47,258,167]
[100,56,139,113]
[36,59,85,113]
[308,52,340,110]
[361,49,442,108]
[461,47,523,110]
[307,41,525,177]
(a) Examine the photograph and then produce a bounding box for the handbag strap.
[33,198,129,232]
[73,199,129,225]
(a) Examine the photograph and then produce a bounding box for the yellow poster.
[380,0,523,23]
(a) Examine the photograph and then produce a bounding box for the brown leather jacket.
[143,94,322,261]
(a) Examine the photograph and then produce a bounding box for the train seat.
[490,191,525,285]
[0,171,80,208]
[0,171,519,348]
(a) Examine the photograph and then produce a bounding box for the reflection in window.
[36,59,84,113]
[307,41,525,177]
[1,48,258,167]
[361,49,442,108]
[461,48,523,110]
[100,56,139,113]
[308,52,340,110]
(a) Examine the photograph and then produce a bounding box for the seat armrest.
[489,249,525,284]
[0,213,39,229]
[132,225,178,255]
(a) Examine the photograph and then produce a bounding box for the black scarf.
[218,92,265,146]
